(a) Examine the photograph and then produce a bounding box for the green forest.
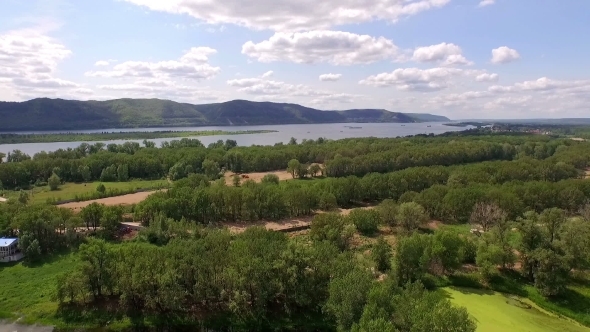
[0,98,448,131]
[1,129,590,331]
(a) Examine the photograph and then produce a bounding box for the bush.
[398,191,419,203]
[261,174,280,185]
[48,173,61,191]
[310,213,354,251]
[377,199,398,226]
[318,192,338,210]
[347,209,380,236]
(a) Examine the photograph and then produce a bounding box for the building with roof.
[0,238,23,263]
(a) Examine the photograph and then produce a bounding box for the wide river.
[0,122,467,156]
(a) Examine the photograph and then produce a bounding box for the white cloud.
[243,30,398,65]
[311,93,358,104]
[261,71,273,78]
[491,46,520,64]
[98,81,224,102]
[85,47,220,80]
[226,76,354,105]
[123,0,451,31]
[479,0,495,7]
[319,73,342,81]
[359,67,466,91]
[488,77,590,93]
[475,73,499,82]
[415,76,590,118]
[0,28,82,99]
[412,43,473,66]
[95,60,110,66]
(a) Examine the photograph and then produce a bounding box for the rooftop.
[0,238,18,247]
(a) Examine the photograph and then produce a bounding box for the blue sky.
[1,0,589,119]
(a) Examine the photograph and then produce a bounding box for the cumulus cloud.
[261,71,273,78]
[86,47,220,80]
[475,73,499,82]
[359,67,467,91]
[226,76,357,105]
[412,43,473,66]
[319,73,342,81]
[479,0,495,7]
[0,28,82,99]
[311,93,358,104]
[123,0,451,31]
[95,60,110,66]
[488,77,590,93]
[227,78,317,96]
[243,31,398,65]
[491,46,520,64]
[97,81,224,102]
[416,76,590,118]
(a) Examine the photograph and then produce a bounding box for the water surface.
[0,122,465,156]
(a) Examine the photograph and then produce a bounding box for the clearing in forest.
[445,287,590,332]
[14,179,168,205]
[59,189,167,211]
[223,169,294,185]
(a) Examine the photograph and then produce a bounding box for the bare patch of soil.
[224,169,294,185]
[585,168,590,179]
[425,220,443,230]
[59,190,167,211]
[226,215,314,234]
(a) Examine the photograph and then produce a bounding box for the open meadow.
[445,287,590,332]
[3,180,168,205]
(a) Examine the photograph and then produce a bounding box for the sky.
[0,0,589,119]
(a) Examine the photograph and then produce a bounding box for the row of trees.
[2,133,587,190]
[133,158,589,225]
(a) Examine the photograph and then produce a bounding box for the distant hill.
[405,113,450,122]
[0,98,450,131]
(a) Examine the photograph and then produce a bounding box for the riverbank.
[0,130,276,144]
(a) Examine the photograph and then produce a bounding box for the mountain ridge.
[0,98,450,131]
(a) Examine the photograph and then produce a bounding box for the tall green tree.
[287,159,301,179]
[48,173,61,191]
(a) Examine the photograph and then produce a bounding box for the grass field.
[3,179,168,205]
[445,287,590,332]
[0,253,78,325]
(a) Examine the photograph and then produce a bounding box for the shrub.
[347,209,380,236]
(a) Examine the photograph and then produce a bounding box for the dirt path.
[227,206,375,234]
[58,190,167,211]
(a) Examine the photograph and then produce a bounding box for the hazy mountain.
[0,98,450,131]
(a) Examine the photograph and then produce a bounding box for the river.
[0,122,466,156]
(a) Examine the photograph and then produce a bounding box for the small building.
[0,238,23,263]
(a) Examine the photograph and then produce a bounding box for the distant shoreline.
[0,130,277,144]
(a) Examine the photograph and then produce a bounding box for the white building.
[0,238,23,263]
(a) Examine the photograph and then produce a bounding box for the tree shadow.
[23,250,74,268]
[448,286,495,296]
[488,270,527,297]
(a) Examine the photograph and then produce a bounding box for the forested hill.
[0,98,449,131]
